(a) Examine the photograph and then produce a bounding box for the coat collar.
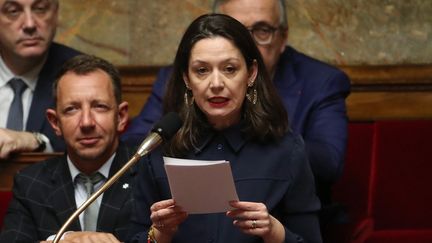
[47,154,82,231]
[273,46,297,89]
[47,143,136,231]
[96,143,137,231]
[194,123,249,155]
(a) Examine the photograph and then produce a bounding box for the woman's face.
[184,36,257,130]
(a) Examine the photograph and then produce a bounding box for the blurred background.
[56,0,432,66]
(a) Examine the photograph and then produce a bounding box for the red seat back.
[0,191,13,229]
[371,120,432,229]
[333,122,375,222]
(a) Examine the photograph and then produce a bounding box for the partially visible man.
[122,0,351,226]
[0,55,134,243]
[0,0,80,158]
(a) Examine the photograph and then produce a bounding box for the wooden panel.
[342,65,432,121]
[118,64,432,86]
[0,153,62,191]
[123,91,151,118]
[347,92,432,121]
[340,65,432,85]
[119,66,156,118]
[118,65,432,120]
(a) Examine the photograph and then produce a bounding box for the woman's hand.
[226,201,285,243]
[149,199,188,242]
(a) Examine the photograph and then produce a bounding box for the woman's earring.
[246,87,257,105]
[184,90,194,106]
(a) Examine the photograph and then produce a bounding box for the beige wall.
[56,0,432,66]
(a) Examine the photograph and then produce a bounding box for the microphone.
[136,112,183,156]
[53,112,182,243]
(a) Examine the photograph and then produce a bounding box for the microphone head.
[151,112,183,141]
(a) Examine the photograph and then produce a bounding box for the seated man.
[0,0,80,158]
[0,55,135,243]
[122,0,351,226]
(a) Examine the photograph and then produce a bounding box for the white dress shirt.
[0,55,53,151]
[0,55,42,128]
[67,154,115,228]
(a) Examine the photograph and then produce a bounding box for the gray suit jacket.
[0,144,137,243]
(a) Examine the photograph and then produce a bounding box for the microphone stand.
[53,133,162,243]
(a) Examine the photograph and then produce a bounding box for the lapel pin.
[122,183,129,189]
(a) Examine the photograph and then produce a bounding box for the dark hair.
[163,13,288,155]
[53,54,122,105]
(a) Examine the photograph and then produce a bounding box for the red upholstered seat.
[370,120,432,230]
[365,229,432,243]
[325,120,432,243]
[361,120,432,243]
[0,191,13,229]
[335,122,375,222]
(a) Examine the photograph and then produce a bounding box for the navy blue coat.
[129,127,322,243]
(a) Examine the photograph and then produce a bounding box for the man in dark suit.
[0,0,80,158]
[0,55,133,243]
[122,0,350,226]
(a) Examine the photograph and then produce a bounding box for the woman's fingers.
[150,199,188,232]
[226,201,272,237]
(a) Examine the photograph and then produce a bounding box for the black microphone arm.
[53,112,182,243]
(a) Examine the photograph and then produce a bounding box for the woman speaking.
[129,13,322,243]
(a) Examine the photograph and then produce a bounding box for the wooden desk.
[0,153,62,191]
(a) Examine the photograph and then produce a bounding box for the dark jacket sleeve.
[302,69,351,184]
[272,47,351,189]
[121,66,172,146]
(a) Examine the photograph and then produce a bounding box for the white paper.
[163,156,239,214]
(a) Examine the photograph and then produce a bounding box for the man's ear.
[117,101,129,133]
[279,27,289,54]
[46,109,63,137]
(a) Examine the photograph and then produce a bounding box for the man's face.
[47,70,128,167]
[219,0,288,76]
[0,0,58,61]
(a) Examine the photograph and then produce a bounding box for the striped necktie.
[76,172,105,231]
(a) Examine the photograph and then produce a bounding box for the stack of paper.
[163,157,239,214]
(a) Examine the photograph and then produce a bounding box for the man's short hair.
[53,55,122,105]
[212,0,288,29]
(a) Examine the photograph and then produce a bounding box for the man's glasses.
[247,23,280,46]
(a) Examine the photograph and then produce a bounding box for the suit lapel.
[48,156,82,231]
[26,46,55,132]
[97,145,136,231]
[26,74,52,132]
